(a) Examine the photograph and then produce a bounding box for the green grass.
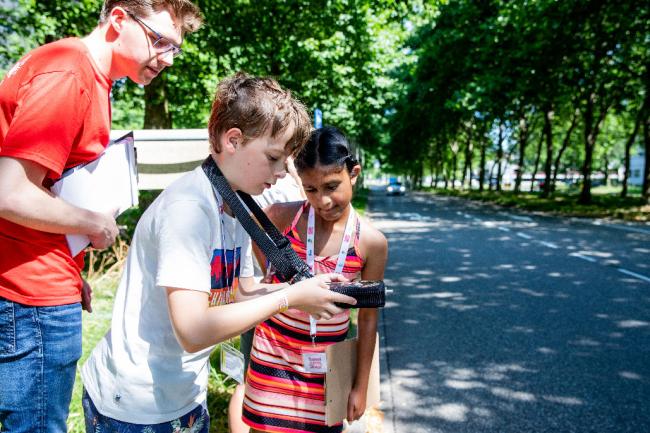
[424,185,649,221]
[67,269,121,432]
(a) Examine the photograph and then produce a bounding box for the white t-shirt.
[81,166,253,424]
[253,174,304,209]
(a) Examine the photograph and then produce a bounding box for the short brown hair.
[100,0,203,33]
[208,73,312,156]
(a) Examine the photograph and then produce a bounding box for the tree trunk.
[530,130,544,192]
[451,148,458,189]
[514,115,529,193]
[579,92,608,204]
[479,139,487,192]
[432,158,440,189]
[462,132,473,189]
[642,72,650,203]
[621,111,641,197]
[144,75,172,129]
[641,108,650,204]
[496,122,504,192]
[488,160,498,192]
[552,109,578,192]
[541,108,554,198]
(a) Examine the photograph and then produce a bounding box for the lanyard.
[212,188,239,305]
[306,204,355,344]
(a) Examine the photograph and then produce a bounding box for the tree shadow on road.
[371,193,650,433]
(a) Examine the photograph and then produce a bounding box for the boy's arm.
[347,223,388,422]
[167,273,356,353]
[167,286,288,353]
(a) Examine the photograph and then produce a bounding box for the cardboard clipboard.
[324,333,380,426]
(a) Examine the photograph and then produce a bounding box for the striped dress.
[242,202,364,433]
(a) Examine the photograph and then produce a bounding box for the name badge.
[302,351,328,374]
[220,343,245,384]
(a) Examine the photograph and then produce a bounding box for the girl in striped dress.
[242,126,388,433]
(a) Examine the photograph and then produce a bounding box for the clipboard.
[324,333,380,426]
[51,131,138,256]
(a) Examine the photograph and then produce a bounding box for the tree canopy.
[1,0,648,202]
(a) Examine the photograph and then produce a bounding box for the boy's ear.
[222,128,243,153]
[350,165,361,186]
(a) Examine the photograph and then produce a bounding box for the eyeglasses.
[127,11,182,58]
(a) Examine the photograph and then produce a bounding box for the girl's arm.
[347,220,388,422]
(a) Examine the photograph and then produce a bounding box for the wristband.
[276,292,289,313]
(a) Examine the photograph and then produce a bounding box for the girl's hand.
[287,273,356,319]
[347,385,367,422]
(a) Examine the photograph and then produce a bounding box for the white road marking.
[573,218,650,235]
[570,253,597,263]
[617,268,650,283]
[457,210,648,282]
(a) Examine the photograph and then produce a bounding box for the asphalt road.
[368,189,650,433]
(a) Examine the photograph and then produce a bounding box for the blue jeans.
[0,298,82,433]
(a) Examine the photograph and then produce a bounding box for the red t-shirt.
[0,38,112,306]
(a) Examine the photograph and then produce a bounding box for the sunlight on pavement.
[616,320,649,328]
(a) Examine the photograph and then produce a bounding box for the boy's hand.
[287,273,356,319]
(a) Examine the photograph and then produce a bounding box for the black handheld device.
[328,280,386,309]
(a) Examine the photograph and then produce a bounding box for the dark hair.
[294,126,358,173]
[208,72,311,156]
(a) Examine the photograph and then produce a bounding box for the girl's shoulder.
[356,214,388,258]
[265,200,306,232]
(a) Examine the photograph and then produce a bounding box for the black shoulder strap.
[201,157,313,283]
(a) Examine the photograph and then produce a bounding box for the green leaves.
[387,0,648,195]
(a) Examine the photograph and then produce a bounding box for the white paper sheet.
[51,132,138,256]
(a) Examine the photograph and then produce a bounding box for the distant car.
[386,181,406,196]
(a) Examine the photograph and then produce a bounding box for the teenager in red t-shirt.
[0,2,202,431]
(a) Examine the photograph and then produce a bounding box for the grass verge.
[426,187,649,222]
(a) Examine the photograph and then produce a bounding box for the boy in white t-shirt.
[81,73,355,432]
